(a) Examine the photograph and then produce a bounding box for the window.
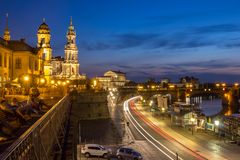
[15,58,22,69]
[88,147,100,150]
[9,57,11,69]
[29,57,33,70]
[35,60,38,71]
[0,54,2,67]
[4,54,6,67]
[126,149,133,154]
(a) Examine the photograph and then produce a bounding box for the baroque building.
[59,18,85,80]
[0,15,86,93]
[37,19,52,83]
[0,15,53,91]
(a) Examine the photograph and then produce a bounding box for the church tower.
[37,18,52,83]
[37,18,52,62]
[3,13,10,41]
[61,17,80,78]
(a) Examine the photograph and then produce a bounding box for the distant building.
[180,76,199,89]
[171,102,205,129]
[95,70,128,90]
[160,78,170,88]
[222,114,240,140]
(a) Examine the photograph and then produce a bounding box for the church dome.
[38,22,50,34]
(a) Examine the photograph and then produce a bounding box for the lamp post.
[161,107,165,119]
[39,78,45,95]
[23,75,29,95]
[190,117,195,135]
[214,120,220,133]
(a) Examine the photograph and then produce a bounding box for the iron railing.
[0,95,71,160]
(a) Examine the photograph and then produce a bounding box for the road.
[124,96,208,160]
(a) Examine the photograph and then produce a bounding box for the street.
[124,96,240,160]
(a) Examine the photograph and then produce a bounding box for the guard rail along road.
[0,95,71,160]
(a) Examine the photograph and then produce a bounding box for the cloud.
[79,23,240,51]
[192,24,240,34]
[79,41,111,50]
[113,33,159,49]
[115,65,134,69]
[224,43,240,48]
[151,38,213,49]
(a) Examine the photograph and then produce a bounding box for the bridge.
[118,87,226,102]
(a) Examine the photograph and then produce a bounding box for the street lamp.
[214,120,219,126]
[190,117,195,135]
[23,75,30,95]
[149,100,153,106]
[161,107,165,112]
[234,83,239,87]
[214,120,220,134]
[24,75,29,82]
[50,80,55,85]
[40,78,45,84]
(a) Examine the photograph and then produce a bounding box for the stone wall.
[71,91,109,120]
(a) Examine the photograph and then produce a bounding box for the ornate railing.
[0,95,71,160]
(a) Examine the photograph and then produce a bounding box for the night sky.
[1,0,240,83]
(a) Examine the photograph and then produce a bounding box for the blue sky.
[1,0,240,82]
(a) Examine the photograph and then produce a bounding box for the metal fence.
[0,95,71,160]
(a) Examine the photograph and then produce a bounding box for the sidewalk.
[135,104,240,160]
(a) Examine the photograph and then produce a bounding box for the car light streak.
[130,104,207,160]
[124,96,181,160]
[124,96,208,160]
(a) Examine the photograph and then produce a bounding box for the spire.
[3,13,10,41]
[6,13,9,30]
[67,16,75,35]
[43,17,46,23]
[70,16,72,26]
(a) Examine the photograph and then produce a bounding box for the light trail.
[124,96,182,160]
[124,96,208,160]
[130,104,207,160]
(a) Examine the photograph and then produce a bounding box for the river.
[191,97,222,116]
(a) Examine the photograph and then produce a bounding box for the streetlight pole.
[190,117,195,135]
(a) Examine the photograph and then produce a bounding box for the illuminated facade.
[59,18,85,80]
[0,15,53,90]
[37,19,52,83]
[95,70,128,90]
[0,15,86,91]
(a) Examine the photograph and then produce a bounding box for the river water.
[191,97,222,116]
